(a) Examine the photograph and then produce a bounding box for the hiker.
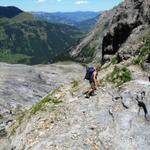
[84,65,101,98]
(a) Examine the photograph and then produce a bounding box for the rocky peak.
[71,0,150,64]
[102,0,150,63]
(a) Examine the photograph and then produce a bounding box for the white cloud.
[76,0,89,5]
[37,0,47,3]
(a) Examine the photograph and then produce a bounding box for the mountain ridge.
[0,6,83,64]
[32,11,101,32]
[0,6,23,18]
[71,0,150,65]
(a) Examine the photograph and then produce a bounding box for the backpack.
[84,67,95,81]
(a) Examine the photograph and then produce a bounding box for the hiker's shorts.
[89,81,96,90]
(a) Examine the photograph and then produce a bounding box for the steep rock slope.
[71,0,150,63]
[102,0,150,63]
[1,62,150,150]
[0,62,84,147]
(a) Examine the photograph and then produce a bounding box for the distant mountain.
[32,11,100,23]
[0,6,83,64]
[32,12,75,25]
[0,6,23,18]
[74,15,99,32]
[32,11,101,32]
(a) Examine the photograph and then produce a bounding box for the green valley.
[0,7,83,65]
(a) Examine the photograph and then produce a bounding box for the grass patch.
[71,80,79,89]
[133,33,150,66]
[10,87,63,135]
[70,79,80,96]
[76,47,96,63]
[106,66,132,86]
[51,99,63,105]
[11,126,17,136]
[111,55,118,64]
[50,86,62,95]
[16,115,24,126]
[98,79,107,87]
[10,96,63,135]
[31,87,63,115]
[10,114,25,135]
[30,96,48,115]
[82,47,95,58]
[31,94,62,115]
[0,49,31,64]
[0,114,4,120]
[101,62,111,70]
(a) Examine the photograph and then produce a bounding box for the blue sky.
[0,0,124,12]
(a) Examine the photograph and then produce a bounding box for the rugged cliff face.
[71,0,150,64]
[102,0,150,63]
[70,9,114,62]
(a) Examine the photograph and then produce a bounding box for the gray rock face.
[0,63,52,121]
[0,62,150,149]
[0,62,84,139]
[71,0,150,63]
[0,123,7,137]
[102,0,150,63]
[6,79,150,150]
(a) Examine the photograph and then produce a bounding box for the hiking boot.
[85,94,90,98]
[83,91,88,95]
[90,92,97,96]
